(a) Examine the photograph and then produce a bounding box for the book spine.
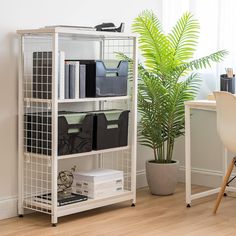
[69,64,76,99]
[65,62,70,99]
[79,64,86,98]
[58,51,65,99]
[75,62,80,99]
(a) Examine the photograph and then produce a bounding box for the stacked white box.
[72,169,124,199]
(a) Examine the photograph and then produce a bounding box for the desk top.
[185,100,216,110]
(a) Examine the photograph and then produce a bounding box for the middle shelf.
[24,145,130,160]
[58,145,130,160]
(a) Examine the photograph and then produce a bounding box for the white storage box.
[74,186,123,199]
[72,169,124,199]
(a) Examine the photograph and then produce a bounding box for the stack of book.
[63,60,86,99]
[32,51,86,100]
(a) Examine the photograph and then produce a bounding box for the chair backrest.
[214,91,236,153]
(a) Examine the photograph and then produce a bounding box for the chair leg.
[213,157,236,214]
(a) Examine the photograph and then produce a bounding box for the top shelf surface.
[16,27,137,39]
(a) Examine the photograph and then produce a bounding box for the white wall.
[0,0,162,220]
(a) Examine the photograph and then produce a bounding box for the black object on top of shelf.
[77,60,128,98]
[95,23,124,32]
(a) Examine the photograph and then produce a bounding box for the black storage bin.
[79,60,128,97]
[93,110,129,150]
[25,111,93,156]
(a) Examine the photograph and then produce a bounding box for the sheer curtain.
[160,0,236,98]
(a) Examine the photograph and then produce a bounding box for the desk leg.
[185,104,191,207]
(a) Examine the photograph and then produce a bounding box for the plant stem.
[167,139,174,162]
[163,142,165,161]
[153,147,157,162]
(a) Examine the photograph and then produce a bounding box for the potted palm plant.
[132,10,227,195]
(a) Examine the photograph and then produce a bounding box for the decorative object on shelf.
[95,23,124,32]
[125,10,227,195]
[58,165,76,195]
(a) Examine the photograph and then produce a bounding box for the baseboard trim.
[0,196,18,220]
[136,170,147,188]
[178,165,224,188]
[137,166,226,189]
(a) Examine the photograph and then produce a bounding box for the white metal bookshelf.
[17,28,138,226]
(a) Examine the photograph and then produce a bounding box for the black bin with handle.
[79,60,128,97]
[92,110,130,150]
[25,111,93,156]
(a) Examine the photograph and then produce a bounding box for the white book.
[58,51,65,99]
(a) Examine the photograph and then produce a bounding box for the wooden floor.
[2,183,236,236]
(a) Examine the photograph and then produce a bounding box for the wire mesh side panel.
[22,35,53,214]
[102,151,131,191]
[101,38,135,192]
[103,38,134,110]
[103,38,133,60]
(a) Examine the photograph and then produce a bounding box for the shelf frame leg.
[51,32,59,226]
[18,34,25,216]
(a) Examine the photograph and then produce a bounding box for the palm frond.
[168,12,200,63]
[132,10,172,75]
[180,50,228,71]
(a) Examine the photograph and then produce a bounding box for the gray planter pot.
[145,160,179,196]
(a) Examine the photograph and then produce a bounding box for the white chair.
[213,91,236,214]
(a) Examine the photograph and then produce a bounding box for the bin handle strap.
[107,120,119,126]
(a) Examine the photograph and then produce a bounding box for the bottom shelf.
[24,190,134,217]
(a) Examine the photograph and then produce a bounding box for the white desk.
[184,100,236,207]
